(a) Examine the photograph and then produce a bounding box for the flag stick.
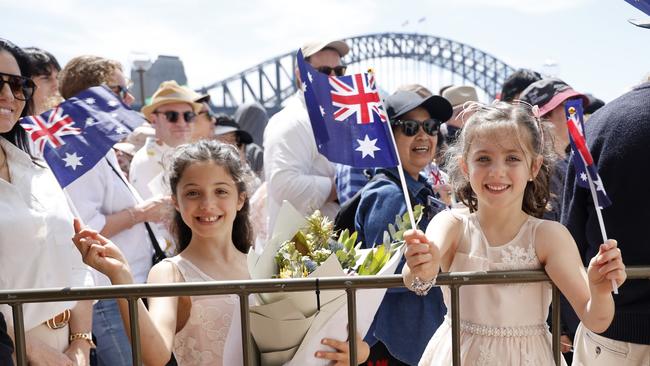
[584,169,618,294]
[383,116,417,231]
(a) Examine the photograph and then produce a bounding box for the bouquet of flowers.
[247,202,422,365]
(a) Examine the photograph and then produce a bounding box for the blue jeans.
[93,299,133,366]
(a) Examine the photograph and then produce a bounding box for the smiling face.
[462,126,542,212]
[172,161,245,242]
[151,102,195,147]
[393,106,437,179]
[0,50,26,133]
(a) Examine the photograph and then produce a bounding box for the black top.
[561,82,650,344]
[0,313,14,366]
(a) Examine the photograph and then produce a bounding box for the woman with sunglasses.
[354,90,453,365]
[58,55,173,366]
[0,38,95,365]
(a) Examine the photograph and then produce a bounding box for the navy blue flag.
[296,50,398,168]
[565,99,612,208]
[19,85,145,187]
[625,0,650,15]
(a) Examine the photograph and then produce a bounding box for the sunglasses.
[0,72,36,101]
[316,65,347,77]
[152,110,196,123]
[108,85,130,101]
[391,119,441,137]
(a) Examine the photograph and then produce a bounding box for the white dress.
[419,213,567,366]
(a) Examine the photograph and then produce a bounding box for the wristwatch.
[69,332,96,349]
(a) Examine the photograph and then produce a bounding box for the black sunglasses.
[391,119,441,137]
[0,71,36,101]
[108,85,129,101]
[152,110,196,123]
[316,65,347,77]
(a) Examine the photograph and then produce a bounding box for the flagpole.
[584,169,619,294]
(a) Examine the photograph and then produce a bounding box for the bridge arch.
[201,32,516,115]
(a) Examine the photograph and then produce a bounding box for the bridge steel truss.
[201,32,516,115]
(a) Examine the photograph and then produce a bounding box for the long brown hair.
[445,102,555,217]
[167,140,253,253]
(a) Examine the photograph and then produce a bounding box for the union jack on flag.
[19,86,144,188]
[21,106,81,154]
[565,99,611,208]
[297,49,397,168]
[330,73,387,124]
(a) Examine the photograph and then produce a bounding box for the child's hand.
[587,239,626,294]
[404,229,439,282]
[72,218,133,284]
[314,332,369,366]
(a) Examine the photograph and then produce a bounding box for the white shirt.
[129,137,172,200]
[263,92,339,232]
[0,138,94,331]
[65,150,153,285]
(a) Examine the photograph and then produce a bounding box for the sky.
[4,0,649,103]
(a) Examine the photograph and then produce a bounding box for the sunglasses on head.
[0,71,36,101]
[316,65,347,77]
[391,118,441,137]
[152,110,196,123]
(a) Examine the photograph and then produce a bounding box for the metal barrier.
[1,266,648,366]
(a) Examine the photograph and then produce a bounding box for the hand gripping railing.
[1,266,648,366]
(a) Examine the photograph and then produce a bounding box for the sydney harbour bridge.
[196,32,516,115]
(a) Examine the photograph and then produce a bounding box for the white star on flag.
[355,134,381,158]
[115,126,127,135]
[319,105,325,117]
[307,72,313,83]
[85,117,96,126]
[107,100,119,107]
[594,178,605,191]
[62,152,84,170]
[580,172,588,182]
[301,81,307,92]
[84,98,95,104]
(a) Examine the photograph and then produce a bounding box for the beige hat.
[141,80,203,117]
[442,85,479,107]
[301,39,350,58]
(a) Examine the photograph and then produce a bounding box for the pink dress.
[419,213,567,366]
[164,256,241,366]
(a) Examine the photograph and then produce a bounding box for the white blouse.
[65,150,154,286]
[0,137,93,331]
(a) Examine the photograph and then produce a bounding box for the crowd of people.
[0,25,648,366]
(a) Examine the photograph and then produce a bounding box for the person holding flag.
[0,38,95,365]
[264,39,349,233]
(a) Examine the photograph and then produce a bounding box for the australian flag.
[297,50,398,168]
[565,99,612,208]
[19,85,144,187]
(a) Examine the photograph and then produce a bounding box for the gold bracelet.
[69,332,96,348]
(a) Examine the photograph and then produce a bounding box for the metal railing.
[2,266,648,366]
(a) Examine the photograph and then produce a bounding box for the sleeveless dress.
[163,256,241,366]
[419,213,568,366]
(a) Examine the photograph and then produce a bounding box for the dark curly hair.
[167,140,253,253]
[0,38,36,157]
[445,102,555,218]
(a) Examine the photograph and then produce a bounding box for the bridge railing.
[2,267,648,366]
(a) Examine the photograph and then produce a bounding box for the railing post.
[346,286,358,366]
[551,285,562,366]
[128,298,142,366]
[239,293,251,366]
[451,285,461,366]
[11,303,27,366]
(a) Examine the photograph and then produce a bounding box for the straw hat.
[141,80,203,117]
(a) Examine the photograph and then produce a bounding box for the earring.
[528,178,533,182]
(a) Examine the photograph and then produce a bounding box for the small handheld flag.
[19,86,145,187]
[565,99,617,293]
[296,50,398,168]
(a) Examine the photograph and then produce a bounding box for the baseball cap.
[301,39,350,58]
[385,90,453,122]
[214,115,253,144]
[519,78,588,117]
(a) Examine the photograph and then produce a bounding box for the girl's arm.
[536,221,626,333]
[72,220,180,366]
[402,210,462,291]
